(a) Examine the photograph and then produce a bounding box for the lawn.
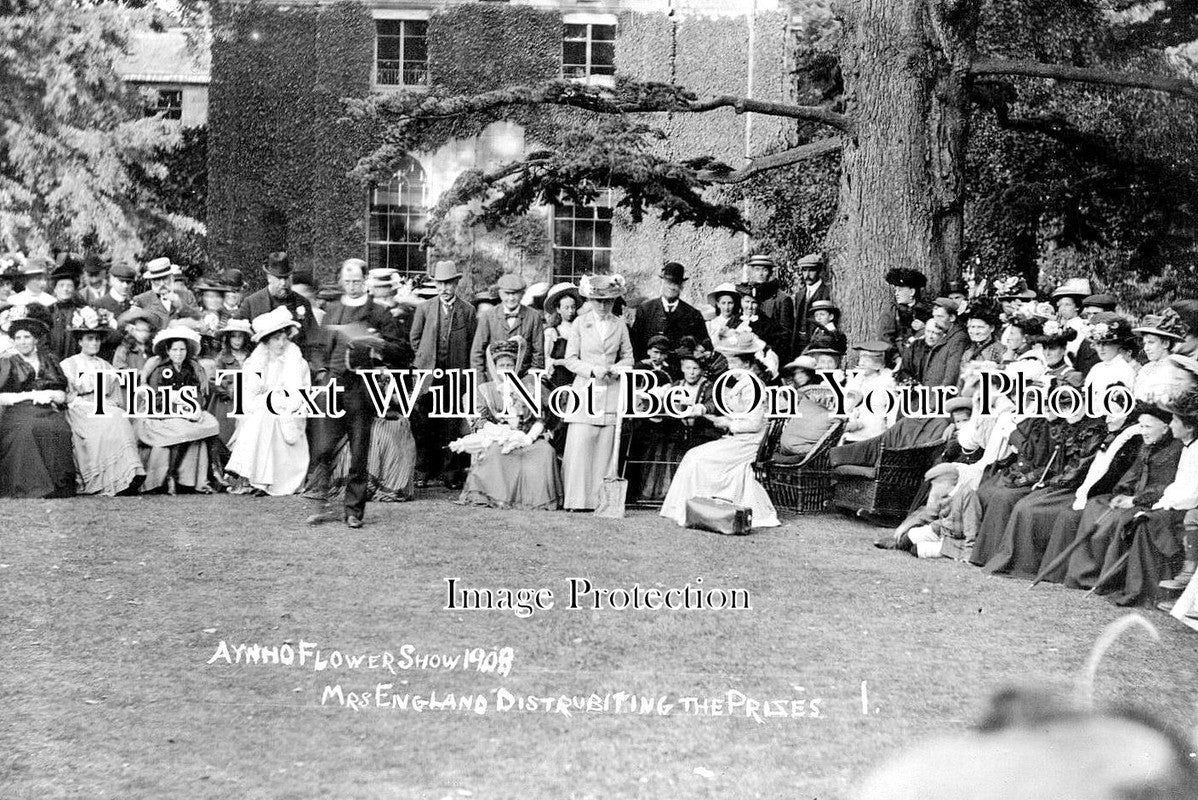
[2,492,1196,799]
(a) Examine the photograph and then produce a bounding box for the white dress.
[660,374,780,528]
[225,341,311,495]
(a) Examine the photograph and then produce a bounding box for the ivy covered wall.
[208,0,789,297]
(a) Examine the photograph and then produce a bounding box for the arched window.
[367,157,428,277]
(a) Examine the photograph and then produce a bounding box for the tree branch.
[970,58,1198,101]
[346,79,856,136]
[700,138,843,183]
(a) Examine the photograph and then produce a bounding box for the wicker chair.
[831,439,945,522]
[753,418,846,513]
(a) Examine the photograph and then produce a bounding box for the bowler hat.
[661,262,687,284]
[264,252,291,278]
[885,268,927,290]
[430,260,462,282]
[221,268,246,291]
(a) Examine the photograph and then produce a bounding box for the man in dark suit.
[238,252,317,357]
[93,261,138,317]
[409,259,477,488]
[306,258,408,529]
[631,261,707,358]
[746,254,796,358]
[789,252,832,356]
[470,272,544,374]
[132,257,200,329]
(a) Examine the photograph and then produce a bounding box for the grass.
[2,492,1197,799]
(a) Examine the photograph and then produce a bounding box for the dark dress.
[0,352,76,498]
[1097,508,1187,606]
[968,418,1058,567]
[1063,435,1182,590]
[981,416,1109,578]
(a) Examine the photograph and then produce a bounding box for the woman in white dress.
[705,282,740,343]
[660,328,780,529]
[225,307,311,496]
[543,282,581,390]
[561,274,634,510]
[1131,310,1190,404]
[60,308,144,495]
[1085,313,1139,414]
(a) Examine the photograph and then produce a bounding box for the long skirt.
[1031,504,1088,584]
[0,403,76,498]
[226,413,309,496]
[1096,509,1185,607]
[135,413,220,492]
[660,432,780,528]
[982,486,1077,578]
[562,423,617,510]
[65,398,143,496]
[968,482,1035,566]
[459,440,561,510]
[1063,497,1138,589]
[331,417,416,502]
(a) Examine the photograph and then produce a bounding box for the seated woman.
[453,339,561,510]
[1057,405,1181,591]
[1131,310,1190,404]
[1092,392,1198,607]
[60,307,144,496]
[134,325,221,493]
[660,329,780,529]
[0,305,76,497]
[225,307,311,496]
[839,340,898,443]
[628,344,719,502]
[206,318,254,486]
[112,307,156,373]
[1085,313,1139,402]
[774,354,835,462]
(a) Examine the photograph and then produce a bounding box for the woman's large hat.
[152,325,202,359]
[19,255,52,277]
[1051,278,1092,301]
[579,273,626,300]
[1088,313,1136,346]
[250,306,300,343]
[545,282,581,314]
[1133,308,1188,342]
[962,296,1002,328]
[217,318,254,338]
[712,327,765,356]
[6,303,52,338]
[1164,386,1198,419]
[522,280,549,309]
[69,306,116,337]
[1032,319,1077,348]
[885,268,927,290]
[706,281,741,307]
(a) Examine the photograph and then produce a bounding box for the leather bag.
[684,497,753,535]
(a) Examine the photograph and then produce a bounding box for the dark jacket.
[630,297,707,358]
[470,304,544,374]
[409,296,477,370]
[313,297,409,382]
[238,288,317,357]
[1111,434,1183,508]
[791,280,832,353]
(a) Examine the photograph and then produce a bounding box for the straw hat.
[1132,308,1188,342]
[712,327,766,356]
[579,274,626,300]
[544,282,581,314]
[250,306,300,343]
[217,318,254,338]
[152,325,202,359]
[706,282,741,307]
[142,257,174,281]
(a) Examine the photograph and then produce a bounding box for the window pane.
[404,37,426,61]
[406,20,427,36]
[591,41,615,69]
[594,222,611,249]
[376,20,403,36]
[592,250,611,273]
[562,41,587,66]
[564,24,588,40]
[592,25,616,42]
[377,37,401,60]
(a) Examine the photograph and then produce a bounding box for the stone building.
[208,0,791,301]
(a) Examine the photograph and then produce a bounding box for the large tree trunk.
[828,0,977,350]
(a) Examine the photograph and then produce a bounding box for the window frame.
[562,13,617,88]
[372,10,431,90]
[145,87,184,121]
[551,191,615,284]
[366,157,431,279]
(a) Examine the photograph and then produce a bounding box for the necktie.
[665,302,677,314]
[505,312,519,329]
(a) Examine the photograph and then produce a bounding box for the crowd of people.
[2,247,1198,626]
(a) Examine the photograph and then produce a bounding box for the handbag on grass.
[684,497,752,535]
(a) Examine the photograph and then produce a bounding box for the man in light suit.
[409,259,477,488]
[630,261,707,359]
[470,272,544,374]
[131,257,200,329]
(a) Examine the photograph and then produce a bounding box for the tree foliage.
[0,0,195,259]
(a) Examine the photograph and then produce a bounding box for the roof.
[117,28,210,85]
